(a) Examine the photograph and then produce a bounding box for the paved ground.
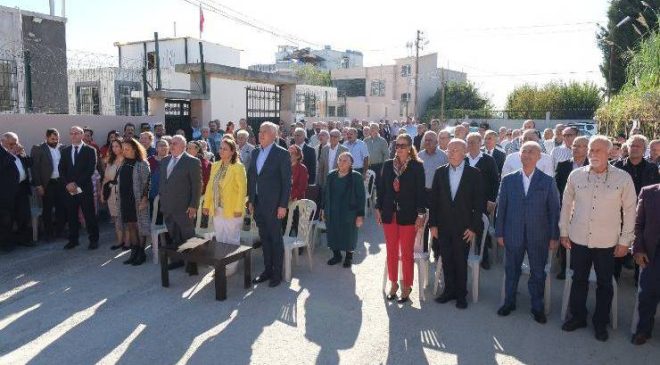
[1,217,658,365]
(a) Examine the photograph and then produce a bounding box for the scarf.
[392,156,410,193]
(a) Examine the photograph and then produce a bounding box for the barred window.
[370,79,385,97]
[116,81,142,116]
[75,83,100,115]
[0,60,18,112]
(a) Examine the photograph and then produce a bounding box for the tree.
[597,0,659,96]
[423,81,493,120]
[505,82,602,119]
[292,64,332,86]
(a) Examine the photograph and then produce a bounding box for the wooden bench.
[160,239,252,301]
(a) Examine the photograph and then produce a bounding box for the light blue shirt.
[343,139,369,169]
[448,161,465,200]
[256,142,274,175]
[404,124,417,136]
[418,148,448,189]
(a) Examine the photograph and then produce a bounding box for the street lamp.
[606,15,632,102]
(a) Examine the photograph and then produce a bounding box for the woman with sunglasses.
[376,134,426,303]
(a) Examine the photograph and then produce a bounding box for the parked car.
[567,122,597,137]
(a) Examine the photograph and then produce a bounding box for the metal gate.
[246,85,280,134]
[164,99,191,137]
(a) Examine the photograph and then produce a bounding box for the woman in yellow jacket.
[202,138,247,253]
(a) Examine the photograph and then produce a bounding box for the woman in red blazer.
[289,145,309,201]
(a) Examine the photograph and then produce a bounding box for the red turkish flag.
[199,5,205,34]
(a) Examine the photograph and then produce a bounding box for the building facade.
[249,45,363,75]
[0,5,68,114]
[330,53,466,120]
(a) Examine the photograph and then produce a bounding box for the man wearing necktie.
[59,126,99,250]
[247,122,292,287]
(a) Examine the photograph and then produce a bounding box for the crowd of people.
[1,115,659,345]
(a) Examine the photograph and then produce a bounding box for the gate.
[246,85,280,134]
[164,99,191,137]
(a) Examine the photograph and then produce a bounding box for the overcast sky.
[1,0,611,108]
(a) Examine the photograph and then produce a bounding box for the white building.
[67,67,143,116]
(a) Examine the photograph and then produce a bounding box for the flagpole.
[199,2,202,40]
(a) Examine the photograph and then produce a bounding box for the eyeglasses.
[395,143,410,149]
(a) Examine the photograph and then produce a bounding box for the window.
[147,51,156,70]
[370,79,385,96]
[76,83,100,115]
[341,56,350,69]
[116,81,142,116]
[333,79,365,97]
[328,106,336,117]
[0,60,18,112]
[401,64,412,77]
[401,92,411,102]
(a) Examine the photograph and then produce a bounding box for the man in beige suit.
[317,129,348,190]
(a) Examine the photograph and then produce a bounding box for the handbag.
[102,167,118,201]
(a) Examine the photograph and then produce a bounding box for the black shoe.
[123,247,137,265]
[63,241,78,250]
[531,310,547,324]
[631,333,650,345]
[456,298,468,309]
[386,284,399,301]
[435,293,456,304]
[327,251,342,265]
[497,304,516,316]
[253,273,271,284]
[185,262,198,275]
[556,272,566,280]
[268,278,281,287]
[167,260,185,270]
[397,287,412,304]
[480,260,490,270]
[342,252,353,268]
[131,248,146,266]
[88,241,98,250]
[562,318,587,332]
[121,245,130,251]
[594,326,609,342]
[110,243,123,250]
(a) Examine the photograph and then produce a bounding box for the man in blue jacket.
[495,141,560,323]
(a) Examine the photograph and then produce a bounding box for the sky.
[0,0,611,108]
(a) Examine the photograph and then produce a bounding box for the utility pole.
[414,30,423,118]
[439,68,446,121]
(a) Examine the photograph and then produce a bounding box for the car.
[567,122,597,137]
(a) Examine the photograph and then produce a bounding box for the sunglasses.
[395,143,410,149]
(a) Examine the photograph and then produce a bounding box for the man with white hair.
[560,136,637,342]
[343,128,369,177]
[248,122,292,287]
[315,129,329,164]
[649,139,660,166]
[550,126,577,170]
[1,132,33,251]
[506,119,538,155]
[236,129,255,167]
[59,126,100,250]
[501,129,554,177]
[430,138,485,309]
[418,130,448,259]
[293,127,316,184]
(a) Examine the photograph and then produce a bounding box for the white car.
[567,122,597,137]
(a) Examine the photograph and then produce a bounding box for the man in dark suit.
[248,122,292,287]
[292,127,316,184]
[159,135,202,271]
[429,139,484,309]
[483,130,505,176]
[613,135,660,281]
[466,132,500,270]
[631,183,660,345]
[0,132,33,252]
[554,136,589,279]
[59,126,99,250]
[31,128,66,241]
[495,141,561,323]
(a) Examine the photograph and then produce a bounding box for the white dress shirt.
[467,151,483,167]
[327,144,339,173]
[49,145,61,179]
[71,142,83,166]
[448,161,465,200]
[551,144,573,170]
[522,169,534,195]
[14,154,27,183]
[501,151,554,177]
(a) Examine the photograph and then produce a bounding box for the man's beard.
[47,141,58,148]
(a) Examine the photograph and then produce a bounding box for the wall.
[21,13,68,113]
[0,114,162,150]
[0,7,25,112]
[67,67,143,116]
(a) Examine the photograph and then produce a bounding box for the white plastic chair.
[560,248,618,329]
[499,249,553,315]
[149,195,168,264]
[381,215,430,301]
[310,219,325,249]
[283,199,317,282]
[194,196,215,239]
[240,216,260,246]
[363,170,376,217]
[467,214,490,303]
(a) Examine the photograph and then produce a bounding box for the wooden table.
[160,239,252,301]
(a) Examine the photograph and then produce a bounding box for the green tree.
[505,82,602,119]
[424,81,493,120]
[597,0,659,96]
[292,64,332,86]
